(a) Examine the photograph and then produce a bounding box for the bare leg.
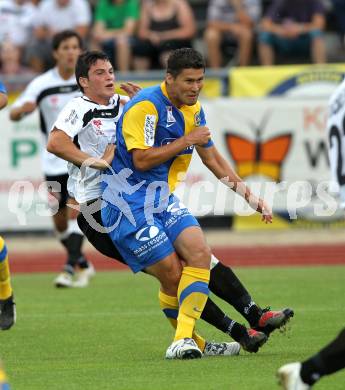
[258,42,275,65]
[204,27,223,68]
[311,36,326,64]
[116,36,131,71]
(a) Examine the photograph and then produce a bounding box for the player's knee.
[204,28,221,44]
[188,245,211,268]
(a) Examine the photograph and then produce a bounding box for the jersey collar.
[160,82,170,100]
[82,94,118,107]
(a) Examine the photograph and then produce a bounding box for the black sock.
[301,328,345,385]
[78,257,89,269]
[201,298,247,342]
[209,262,262,327]
[61,233,85,269]
[63,264,74,275]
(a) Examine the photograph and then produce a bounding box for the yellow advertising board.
[230,64,345,97]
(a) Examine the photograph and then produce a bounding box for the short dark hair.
[52,30,83,51]
[75,51,111,92]
[166,48,205,78]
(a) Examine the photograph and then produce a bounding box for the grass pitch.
[1,266,345,389]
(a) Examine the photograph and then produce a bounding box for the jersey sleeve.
[0,81,7,94]
[53,99,83,138]
[118,94,130,106]
[122,100,158,151]
[199,105,214,148]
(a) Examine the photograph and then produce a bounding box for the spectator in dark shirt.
[258,0,326,65]
[132,0,196,71]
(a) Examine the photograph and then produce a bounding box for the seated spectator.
[204,0,261,68]
[92,0,140,72]
[132,0,196,71]
[258,0,327,65]
[0,0,36,69]
[26,0,91,72]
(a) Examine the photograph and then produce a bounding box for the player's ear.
[52,50,59,62]
[79,76,88,90]
[165,73,174,85]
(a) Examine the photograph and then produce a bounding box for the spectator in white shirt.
[25,0,91,72]
[0,0,36,72]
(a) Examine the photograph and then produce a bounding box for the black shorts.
[45,173,69,210]
[77,198,126,265]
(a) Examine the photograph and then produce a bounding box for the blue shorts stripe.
[179,281,209,305]
[0,245,8,262]
[163,308,178,319]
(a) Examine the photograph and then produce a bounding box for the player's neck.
[84,92,111,106]
[165,84,183,108]
[57,66,74,81]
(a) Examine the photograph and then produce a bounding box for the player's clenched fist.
[184,126,211,146]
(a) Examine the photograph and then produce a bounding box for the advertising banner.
[175,97,342,229]
[0,107,51,231]
[230,64,345,98]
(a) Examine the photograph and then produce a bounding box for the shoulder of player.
[116,93,129,103]
[29,69,76,94]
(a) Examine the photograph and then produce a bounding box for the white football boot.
[73,263,96,288]
[277,363,310,390]
[165,338,202,359]
[203,341,241,357]
[54,272,74,288]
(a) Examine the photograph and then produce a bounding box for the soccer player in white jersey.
[10,30,95,288]
[328,77,345,208]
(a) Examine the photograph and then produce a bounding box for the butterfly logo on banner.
[224,112,293,182]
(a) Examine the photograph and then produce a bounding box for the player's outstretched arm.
[9,101,37,121]
[196,144,272,223]
[0,92,8,110]
[47,128,115,170]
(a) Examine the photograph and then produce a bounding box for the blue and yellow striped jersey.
[105,82,213,207]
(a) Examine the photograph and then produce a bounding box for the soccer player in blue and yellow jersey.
[0,81,15,331]
[101,48,285,359]
[0,80,14,390]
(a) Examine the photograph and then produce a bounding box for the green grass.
[1,266,345,389]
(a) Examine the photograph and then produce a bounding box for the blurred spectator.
[331,0,345,45]
[258,0,327,65]
[26,0,91,72]
[132,0,196,71]
[92,0,140,72]
[0,0,36,67]
[204,0,261,68]
[0,41,35,76]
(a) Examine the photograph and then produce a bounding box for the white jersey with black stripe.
[328,78,345,205]
[12,67,81,175]
[53,94,128,203]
